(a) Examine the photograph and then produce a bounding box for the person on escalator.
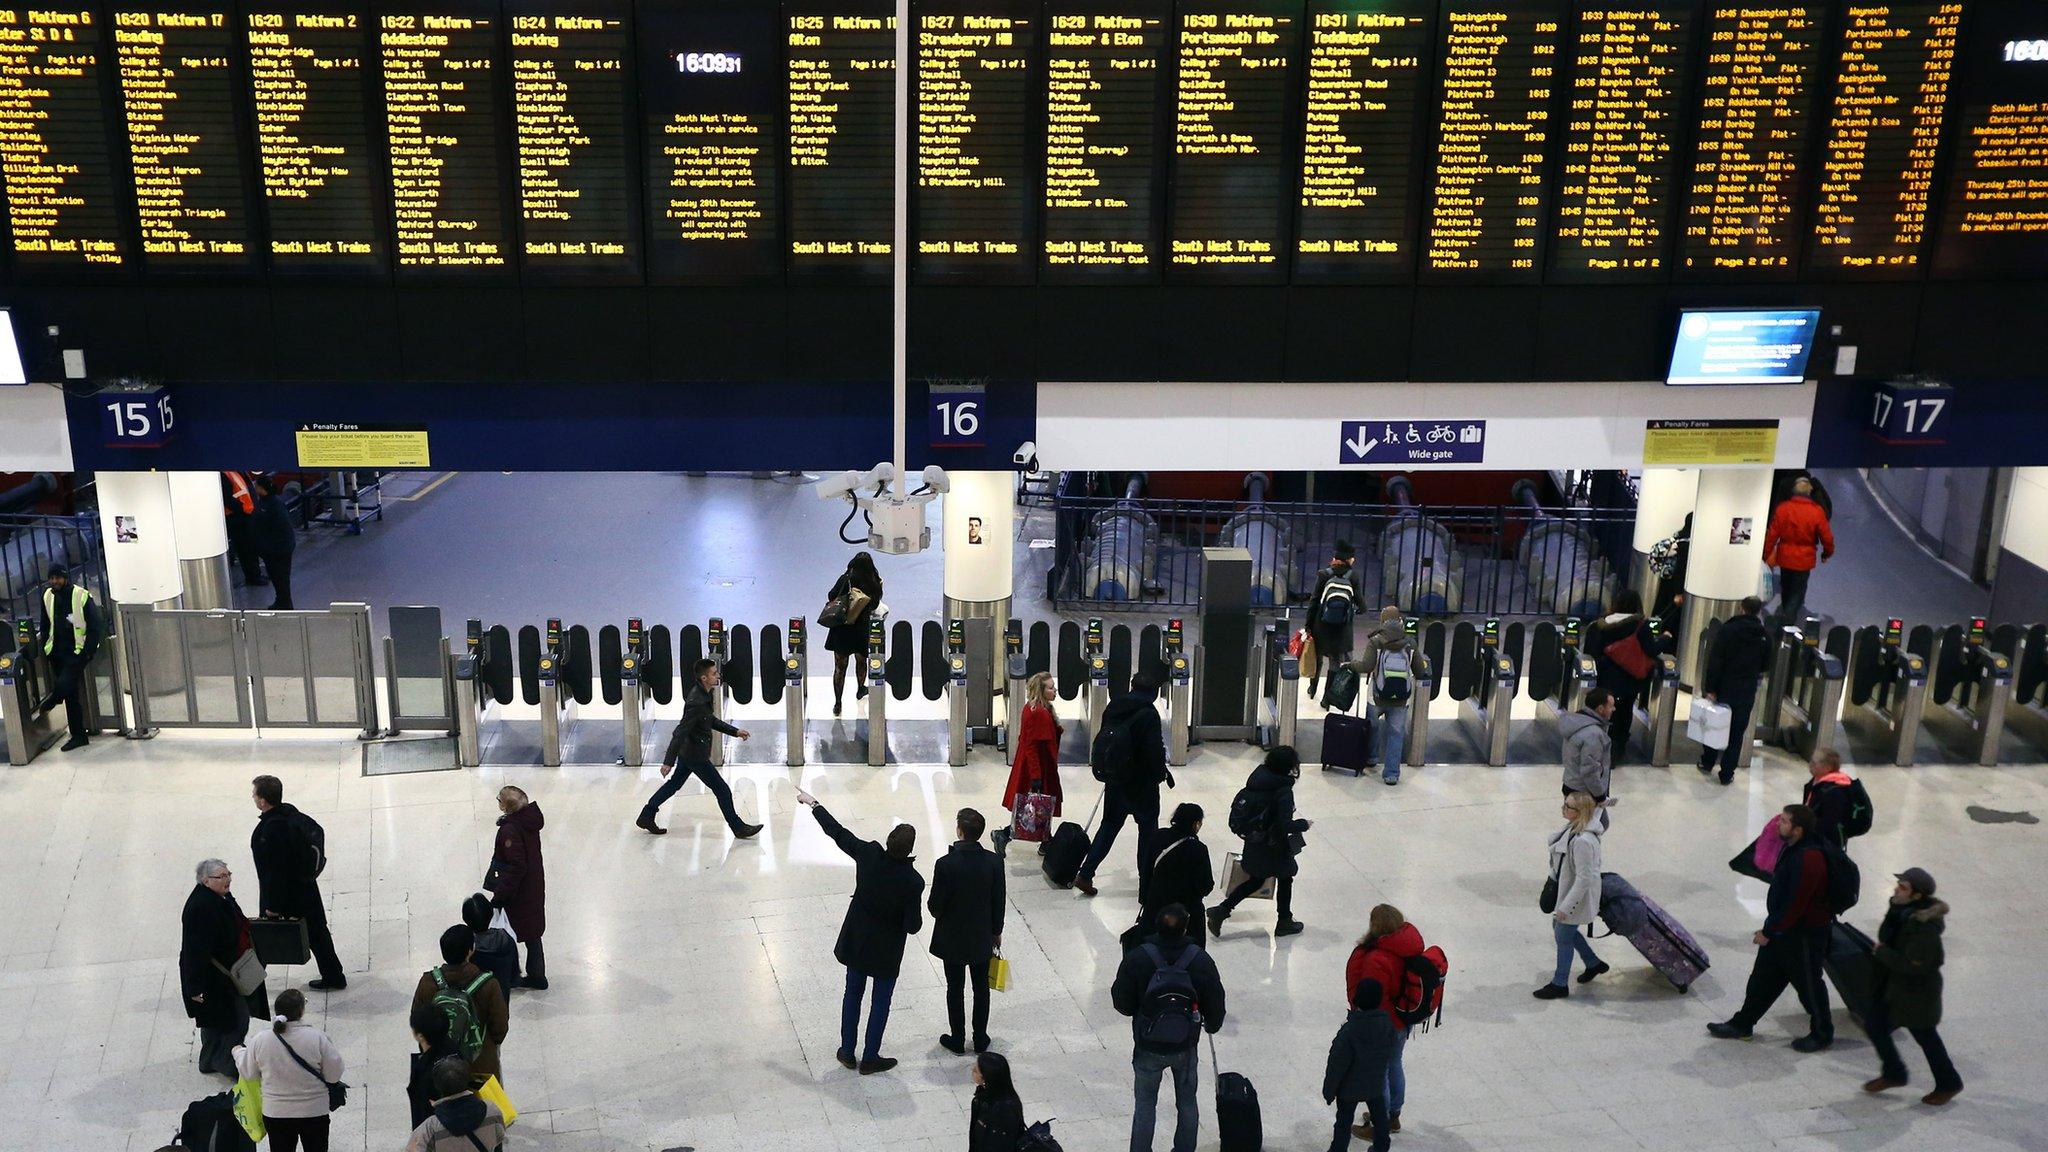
[824,552,884,717]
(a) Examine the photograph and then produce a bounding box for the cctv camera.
[921,465,950,494]
[814,470,862,500]
[1013,440,1038,470]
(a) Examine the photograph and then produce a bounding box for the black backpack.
[1318,576,1358,629]
[177,1090,256,1152]
[1090,711,1139,784]
[1839,778,1875,840]
[1227,787,1273,841]
[1136,943,1203,1047]
[1016,1119,1065,1152]
[291,810,328,877]
[1817,842,1861,915]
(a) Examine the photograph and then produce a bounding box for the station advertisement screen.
[1665,308,1822,385]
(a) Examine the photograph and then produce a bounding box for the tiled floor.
[3,724,2044,1151]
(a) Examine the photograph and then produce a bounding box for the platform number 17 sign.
[929,382,985,448]
[1867,380,1949,446]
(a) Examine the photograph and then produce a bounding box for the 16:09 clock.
[676,50,745,73]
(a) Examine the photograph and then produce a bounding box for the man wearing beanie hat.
[1863,866,1962,1106]
[34,565,102,751]
[1308,541,1360,702]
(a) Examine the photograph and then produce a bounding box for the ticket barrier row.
[2,620,113,766]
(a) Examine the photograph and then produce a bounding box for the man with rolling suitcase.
[1307,542,1360,703]
[250,775,346,990]
[1112,904,1227,1152]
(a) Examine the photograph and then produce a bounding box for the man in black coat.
[248,475,297,610]
[180,858,267,1077]
[1076,664,1172,899]
[799,790,925,1075]
[34,564,102,751]
[1697,596,1773,784]
[1112,904,1226,1152]
[638,659,762,837]
[930,807,1006,1055]
[250,774,346,989]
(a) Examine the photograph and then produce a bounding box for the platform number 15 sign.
[1867,380,1949,446]
[929,382,985,448]
[101,385,176,448]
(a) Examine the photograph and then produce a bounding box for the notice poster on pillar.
[1642,419,1779,466]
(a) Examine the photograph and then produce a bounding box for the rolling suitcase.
[1597,872,1709,992]
[250,916,312,967]
[1209,1033,1261,1152]
[1320,712,1372,776]
[1042,793,1102,888]
[1824,921,1878,1024]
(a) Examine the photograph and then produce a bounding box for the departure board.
[1041,0,1167,277]
[914,0,1036,281]
[1423,1,1562,281]
[1678,4,1824,277]
[1548,4,1695,280]
[1169,0,1299,279]
[247,6,386,271]
[1810,3,1960,277]
[509,3,637,275]
[113,7,254,268]
[786,2,894,274]
[1292,0,1431,281]
[639,3,780,280]
[1935,0,2048,277]
[380,3,510,272]
[0,5,127,268]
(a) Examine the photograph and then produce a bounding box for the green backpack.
[431,967,495,1062]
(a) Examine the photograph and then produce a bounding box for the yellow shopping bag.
[477,1074,519,1126]
[988,953,1011,993]
[232,1077,266,1142]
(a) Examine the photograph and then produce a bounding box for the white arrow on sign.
[1344,429,1378,459]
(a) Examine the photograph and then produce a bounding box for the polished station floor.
[3,732,2043,1152]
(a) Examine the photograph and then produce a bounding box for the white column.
[943,471,1016,713]
[1678,468,1774,685]
[1629,468,1697,612]
[96,471,183,607]
[167,471,231,609]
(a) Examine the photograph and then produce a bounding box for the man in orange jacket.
[1764,477,1834,624]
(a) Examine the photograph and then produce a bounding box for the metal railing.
[1049,494,1637,617]
[0,513,107,623]
[120,602,378,735]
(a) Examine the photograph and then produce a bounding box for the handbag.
[1540,833,1572,914]
[276,1032,348,1112]
[489,907,519,944]
[1012,787,1054,843]
[1605,628,1653,679]
[232,1077,266,1142]
[213,949,266,996]
[1728,818,1787,882]
[988,952,1011,993]
[477,1074,519,1126]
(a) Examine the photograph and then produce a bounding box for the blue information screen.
[1665,308,1822,386]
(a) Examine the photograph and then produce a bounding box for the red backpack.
[1393,945,1449,1032]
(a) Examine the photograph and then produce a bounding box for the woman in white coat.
[233,988,344,1151]
[1535,791,1609,999]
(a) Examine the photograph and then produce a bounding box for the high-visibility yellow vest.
[43,585,89,655]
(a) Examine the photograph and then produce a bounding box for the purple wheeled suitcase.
[1599,873,1710,992]
[1321,712,1372,776]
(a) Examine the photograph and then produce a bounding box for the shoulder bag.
[212,949,267,997]
[1539,833,1573,914]
[276,1031,349,1112]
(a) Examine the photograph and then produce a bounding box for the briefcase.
[250,917,312,967]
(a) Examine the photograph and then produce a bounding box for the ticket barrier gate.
[1264,652,1300,750]
[1763,624,1845,759]
[1922,617,2011,766]
[782,618,808,767]
[1841,619,1928,767]
[2,621,61,765]
[1164,618,1192,765]
[617,619,648,767]
[1642,653,1684,767]
[946,621,971,767]
[1000,621,1026,753]
[1452,619,1518,766]
[536,618,566,768]
[1525,618,1597,744]
[2003,624,2048,760]
[453,619,514,768]
[1084,618,1109,744]
[865,618,888,766]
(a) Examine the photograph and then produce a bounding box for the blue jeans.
[1375,704,1408,781]
[1130,1044,1199,1152]
[840,967,897,1063]
[1386,1027,1407,1114]
[1551,918,1599,986]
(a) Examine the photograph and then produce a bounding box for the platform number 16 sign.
[929,382,985,448]
[101,385,176,448]
[1867,380,1949,446]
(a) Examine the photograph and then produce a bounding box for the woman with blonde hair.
[1344,904,1427,1138]
[1536,792,1609,999]
[994,671,1063,856]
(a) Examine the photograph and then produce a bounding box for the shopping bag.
[1687,697,1732,751]
[1012,791,1054,843]
[1221,851,1276,900]
[232,1077,267,1142]
[477,1075,519,1127]
[489,907,519,943]
[989,953,1011,993]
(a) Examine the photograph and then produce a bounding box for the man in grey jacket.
[1560,688,1614,803]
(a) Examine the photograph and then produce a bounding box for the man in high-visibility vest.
[35,565,102,751]
[222,471,265,586]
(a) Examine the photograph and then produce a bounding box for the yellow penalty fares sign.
[1642,419,1778,466]
[294,423,431,468]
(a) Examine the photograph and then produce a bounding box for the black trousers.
[521,937,545,982]
[41,652,91,741]
[1077,788,1158,890]
[943,956,991,1042]
[228,516,264,582]
[261,1114,331,1152]
[261,550,295,609]
[1866,1002,1962,1091]
[1729,927,1832,1039]
[1607,683,1642,762]
[641,759,747,833]
[1778,567,1812,623]
[300,891,346,985]
[1697,695,1755,777]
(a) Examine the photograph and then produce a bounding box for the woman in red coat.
[993,672,1062,855]
[488,786,548,990]
[1345,904,1425,1140]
